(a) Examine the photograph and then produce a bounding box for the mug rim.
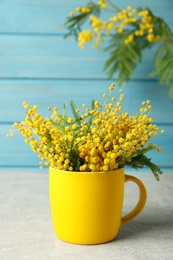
[49,166,124,175]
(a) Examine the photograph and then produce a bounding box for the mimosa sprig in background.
[65,1,173,96]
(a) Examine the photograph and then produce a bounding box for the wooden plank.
[0,35,169,80]
[1,124,40,167]
[0,0,172,34]
[0,79,172,123]
[1,124,172,168]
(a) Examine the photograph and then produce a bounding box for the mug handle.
[121,174,147,226]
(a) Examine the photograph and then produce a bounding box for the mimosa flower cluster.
[76,4,162,49]
[8,84,164,180]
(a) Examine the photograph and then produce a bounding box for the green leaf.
[50,119,66,135]
[168,81,173,97]
[63,103,67,118]
[104,30,144,81]
[151,41,173,96]
[125,154,163,181]
[104,55,118,69]
[121,59,134,74]
[70,100,81,124]
[126,43,142,61]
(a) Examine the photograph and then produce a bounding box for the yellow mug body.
[49,167,147,245]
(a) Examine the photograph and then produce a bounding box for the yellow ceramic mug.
[49,167,147,245]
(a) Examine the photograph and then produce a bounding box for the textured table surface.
[0,169,173,260]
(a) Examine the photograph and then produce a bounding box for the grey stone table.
[0,169,173,260]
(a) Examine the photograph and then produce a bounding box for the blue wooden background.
[0,0,173,171]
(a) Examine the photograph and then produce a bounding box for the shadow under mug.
[49,167,147,245]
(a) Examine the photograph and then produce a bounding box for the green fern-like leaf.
[70,100,81,125]
[104,36,142,83]
[50,119,66,135]
[151,41,173,97]
[126,154,163,181]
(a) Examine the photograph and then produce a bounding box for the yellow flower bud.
[127,6,132,11]
[67,118,73,124]
[119,137,124,144]
[23,102,29,109]
[76,7,81,12]
[72,124,77,130]
[103,165,109,171]
[103,93,107,98]
[148,124,153,131]
[104,158,110,165]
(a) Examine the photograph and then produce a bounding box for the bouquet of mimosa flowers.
[8,83,164,180]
